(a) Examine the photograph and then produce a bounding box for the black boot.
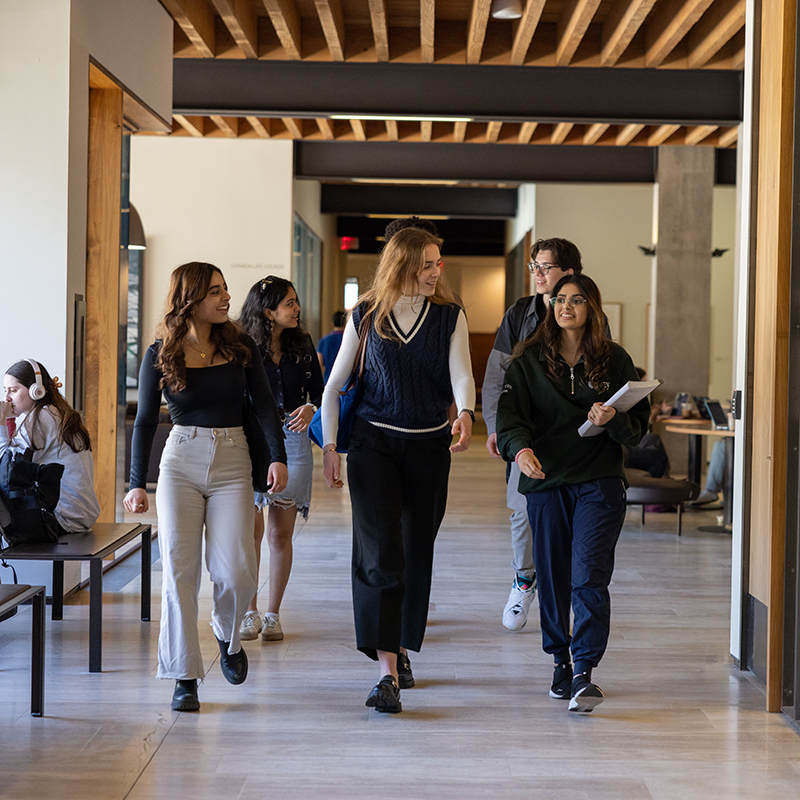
[171,679,200,712]
[216,637,248,685]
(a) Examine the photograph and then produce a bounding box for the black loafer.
[171,679,200,712]
[397,652,415,689]
[365,675,402,713]
[216,637,248,685]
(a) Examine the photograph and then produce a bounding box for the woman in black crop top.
[236,276,324,644]
[123,262,287,713]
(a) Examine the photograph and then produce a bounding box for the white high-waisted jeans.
[155,425,256,680]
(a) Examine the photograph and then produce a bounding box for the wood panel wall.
[750,0,796,711]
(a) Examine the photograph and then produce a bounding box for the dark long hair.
[512,273,611,391]
[6,360,92,453]
[156,262,250,393]
[237,276,310,362]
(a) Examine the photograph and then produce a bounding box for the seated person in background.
[623,367,669,479]
[317,310,346,384]
[0,359,100,532]
[690,439,725,506]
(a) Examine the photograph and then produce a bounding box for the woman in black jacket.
[496,273,649,713]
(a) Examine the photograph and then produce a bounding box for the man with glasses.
[483,238,584,631]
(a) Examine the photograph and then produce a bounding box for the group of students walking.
[1,220,648,717]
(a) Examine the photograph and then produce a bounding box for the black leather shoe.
[171,679,200,712]
[365,675,402,713]
[397,652,415,689]
[216,637,248,685]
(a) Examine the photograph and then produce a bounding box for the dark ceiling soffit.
[173,60,743,126]
[297,142,658,184]
[321,185,518,218]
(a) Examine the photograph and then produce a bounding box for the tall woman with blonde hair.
[124,262,287,713]
[322,227,475,713]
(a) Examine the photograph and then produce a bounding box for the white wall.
[130,137,295,343]
[508,184,536,251]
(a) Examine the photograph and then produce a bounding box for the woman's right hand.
[323,449,343,489]
[123,488,149,514]
[517,450,545,481]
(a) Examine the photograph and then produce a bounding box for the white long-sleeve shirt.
[321,296,475,446]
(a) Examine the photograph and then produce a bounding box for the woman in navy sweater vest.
[322,227,476,713]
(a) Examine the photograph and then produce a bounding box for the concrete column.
[652,146,715,401]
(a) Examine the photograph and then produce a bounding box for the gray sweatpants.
[507,461,535,580]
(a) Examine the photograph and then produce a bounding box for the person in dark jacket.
[496,273,649,713]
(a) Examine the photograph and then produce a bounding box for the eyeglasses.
[527,262,560,275]
[550,296,586,308]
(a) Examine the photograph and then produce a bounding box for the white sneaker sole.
[239,629,261,641]
[568,689,604,712]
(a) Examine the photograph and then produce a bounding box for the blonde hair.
[356,227,457,339]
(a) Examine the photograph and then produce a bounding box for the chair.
[625,468,701,536]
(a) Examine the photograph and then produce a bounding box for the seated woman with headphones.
[0,359,100,533]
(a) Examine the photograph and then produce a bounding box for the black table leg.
[31,588,45,716]
[141,526,151,622]
[89,558,102,672]
[688,434,703,485]
[51,561,64,621]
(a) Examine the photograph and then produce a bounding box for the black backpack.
[0,448,64,546]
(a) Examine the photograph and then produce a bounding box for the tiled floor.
[2,432,799,800]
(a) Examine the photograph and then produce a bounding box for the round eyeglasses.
[550,296,586,308]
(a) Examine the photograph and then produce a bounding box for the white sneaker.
[502,575,536,631]
[239,611,263,641]
[261,614,284,641]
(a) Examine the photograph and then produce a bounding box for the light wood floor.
[2,433,800,800]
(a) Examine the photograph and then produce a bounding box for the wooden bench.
[0,584,45,716]
[0,522,152,672]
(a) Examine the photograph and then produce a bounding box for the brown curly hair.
[156,262,250,393]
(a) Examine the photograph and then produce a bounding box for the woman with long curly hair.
[124,262,287,713]
[322,227,475,713]
[236,276,323,644]
[0,358,99,533]
[496,273,649,713]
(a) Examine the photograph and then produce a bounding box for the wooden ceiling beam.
[718,126,738,147]
[421,0,436,63]
[211,0,258,58]
[209,115,238,136]
[486,121,503,143]
[367,0,390,61]
[644,0,715,67]
[510,0,548,65]
[600,0,658,66]
[421,120,433,142]
[386,119,399,141]
[453,121,468,143]
[282,117,304,138]
[519,121,538,144]
[583,122,609,144]
[174,114,206,137]
[551,122,574,144]
[684,124,718,145]
[686,0,746,68]
[616,123,645,145]
[647,124,680,145]
[556,0,604,67]
[246,116,272,138]
[160,0,216,57]
[261,0,302,60]
[316,118,335,139]
[467,0,492,65]
[314,0,346,61]
[350,119,367,141]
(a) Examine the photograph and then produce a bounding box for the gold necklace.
[187,341,209,359]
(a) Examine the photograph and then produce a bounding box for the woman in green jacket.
[496,273,649,712]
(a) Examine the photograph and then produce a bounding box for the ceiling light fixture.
[352,178,459,186]
[490,0,523,19]
[330,114,473,123]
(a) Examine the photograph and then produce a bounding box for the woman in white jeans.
[124,262,287,713]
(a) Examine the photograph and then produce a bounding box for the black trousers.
[347,417,451,660]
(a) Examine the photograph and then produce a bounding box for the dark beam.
[174,60,743,126]
[321,185,518,218]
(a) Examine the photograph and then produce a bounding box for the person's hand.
[517,450,545,480]
[486,432,502,459]
[0,400,12,425]
[588,402,616,427]
[287,404,314,433]
[450,412,472,453]
[124,488,149,514]
[267,462,288,494]
[323,449,343,488]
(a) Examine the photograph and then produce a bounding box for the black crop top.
[129,336,287,489]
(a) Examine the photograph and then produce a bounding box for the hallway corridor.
[1,435,799,799]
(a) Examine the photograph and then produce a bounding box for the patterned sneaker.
[397,652,415,689]
[502,574,537,631]
[261,614,284,641]
[365,675,402,713]
[549,662,573,699]
[239,611,262,641]
[568,673,604,713]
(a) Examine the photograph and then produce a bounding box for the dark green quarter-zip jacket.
[496,342,650,495]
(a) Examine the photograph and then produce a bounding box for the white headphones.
[27,359,46,401]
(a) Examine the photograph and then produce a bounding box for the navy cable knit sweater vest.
[352,300,460,439]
